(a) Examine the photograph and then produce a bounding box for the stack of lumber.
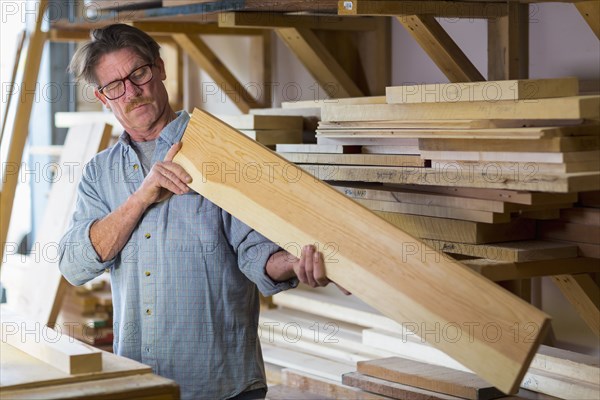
[274,78,600,283]
[55,275,114,351]
[215,114,304,146]
[262,286,600,400]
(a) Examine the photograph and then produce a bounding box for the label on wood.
[173,108,550,393]
[356,357,505,400]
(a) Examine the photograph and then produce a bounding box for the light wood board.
[241,129,303,145]
[321,96,600,122]
[0,306,102,376]
[420,150,600,163]
[386,78,579,104]
[173,108,550,393]
[278,152,426,167]
[215,114,303,130]
[282,369,387,400]
[418,136,600,152]
[462,257,600,281]
[276,144,361,154]
[356,357,505,400]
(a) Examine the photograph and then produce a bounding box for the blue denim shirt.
[59,111,297,399]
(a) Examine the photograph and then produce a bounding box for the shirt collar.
[118,110,190,148]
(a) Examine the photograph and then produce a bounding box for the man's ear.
[155,57,167,81]
[94,89,110,109]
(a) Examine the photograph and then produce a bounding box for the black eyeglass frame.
[97,63,155,100]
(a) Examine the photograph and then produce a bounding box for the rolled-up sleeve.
[222,211,298,296]
[58,161,114,286]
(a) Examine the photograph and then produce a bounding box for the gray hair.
[68,24,160,85]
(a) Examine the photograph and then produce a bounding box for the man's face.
[93,47,169,137]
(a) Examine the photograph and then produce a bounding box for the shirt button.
[146,347,151,353]
[145,233,151,239]
[146,308,152,315]
[145,271,151,277]
[133,164,139,170]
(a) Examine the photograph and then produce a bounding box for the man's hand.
[266,245,351,295]
[133,142,192,207]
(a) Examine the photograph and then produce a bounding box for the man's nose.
[123,78,142,97]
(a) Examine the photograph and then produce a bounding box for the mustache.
[125,97,153,113]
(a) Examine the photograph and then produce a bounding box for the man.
[59,24,343,400]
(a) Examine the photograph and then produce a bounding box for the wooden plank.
[215,114,303,130]
[219,12,378,30]
[575,1,600,40]
[419,136,600,152]
[172,33,261,113]
[1,373,179,400]
[396,14,484,83]
[533,344,600,386]
[0,2,47,264]
[356,357,505,400]
[431,160,600,175]
[537,220,600,244]
[279,153,426,167]
[131,21,263,35]
[54,111,123,136]
[173,109,550,393]
[355,198,510,223]
[361,145,421,155]
[276,144,361,154]
[376,212,535,244]
[462,257,600,281]
[386,78,579,104]
[317,124,600,140]
[551,274,600,336]
[334,184,510,212]
[0,30,26,145]
[241,129,303,145]
[321,96,600,122]
[342,372,465,400]
[423,240,579,263]
[282,369,388,400]
[250,107,321,131]
[0,306,102,375]
[266,384,334,400]
[420,149,600,163]
[388,185,578,206]
[301,164,600,193]
[338,1,508,18]
[521,368,600,400]
[283,97,386,109]
[2,123,111,326]
[560,207,600,225]
[274,27,363,98]
[487,2,528,80]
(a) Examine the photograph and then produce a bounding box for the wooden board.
[560,207,600,225]
[0,306,102,375]
[376,212,535,244]
[241,129,303,145]
[266,384,334,400]
[2,123,111,326]
[354,198,510,223]
[173,109,550,393]
[343,372,465,400]
[334,184,510,212]
[551,274,600,336]
[318,119,589,130]
[361,145,421,155]
[386,78,579,104]
[316,124,600,140]
[521,368,600,400]
[431,160,600,175]
[282,369,388,400]
[321,96,600,122]
[276,144,361,154]
[356,357,505,400]
[301,164,600,193]
[422,240,578,263]
[215,114,303,130]
[279,152,426,167]
[317,136,421,150]
[418,136,600,152]
[420,150,600,163]
[462,257,600,281]
[537,220,600,244]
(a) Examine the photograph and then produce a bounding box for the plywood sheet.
[173,108,550,393]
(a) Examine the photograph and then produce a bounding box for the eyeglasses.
[98,63,154,100]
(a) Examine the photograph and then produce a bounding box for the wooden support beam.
[0,30,26,145]
[551,274,600,336]
[258,31,273,108]
[1,0,47,265]
[173,108,550,394]
[397,15,484,82]
[218,12,378,30]
[463,258,600,282]
[488,1,529,80]
[275,27,364,98]
[131,21,263,36]
[575,1,600,40]
[338,1,507,18]
[172,33,262,113]
[0,306,102,375]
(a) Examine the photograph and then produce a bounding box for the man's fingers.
[304,245,317,288]
[161,161,192,185]
[295,246,309,284]
[313,251,329,287]
[164,142,182,162]
[155,164,189,195]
